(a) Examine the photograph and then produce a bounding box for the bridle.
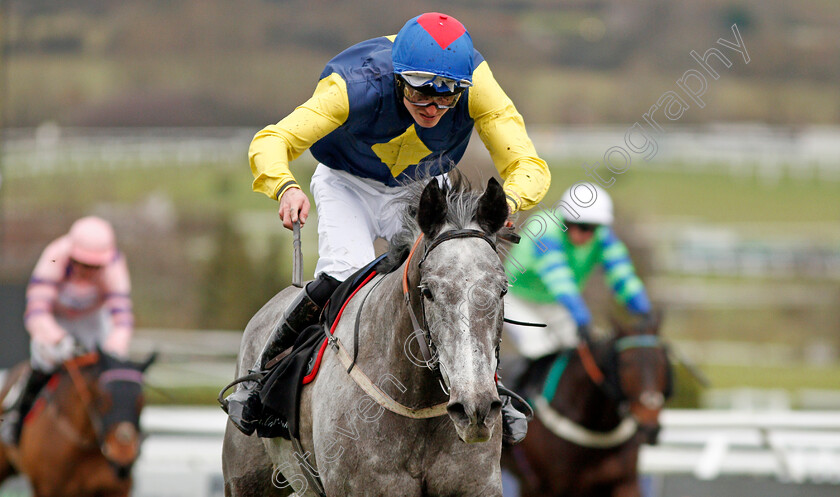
[401,229,498,382]
[59,354,145,463]
[530,333,672,448]
[577,334,672,403]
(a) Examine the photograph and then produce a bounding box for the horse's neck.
[52,371,98,438]
[555,349,624,430]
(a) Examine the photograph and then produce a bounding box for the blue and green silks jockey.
[504,183,651,359]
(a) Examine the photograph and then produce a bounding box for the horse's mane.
[380,169,487,273]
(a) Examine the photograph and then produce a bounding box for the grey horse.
[223,176,511,496]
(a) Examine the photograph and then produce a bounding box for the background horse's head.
[603,313,673,444]
[89,350,156,479]
[405,176,509,443]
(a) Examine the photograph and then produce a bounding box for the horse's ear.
[475,178,508,234]
[139,351,158,373]
[417,179,448,238]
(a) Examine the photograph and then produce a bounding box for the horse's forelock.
[385,171,489,268]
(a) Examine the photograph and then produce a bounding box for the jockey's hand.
[636,312,656,333]
[34,335,75,369]
[278,187,311,231]
[498,220,521,244]
[30,319,68,346]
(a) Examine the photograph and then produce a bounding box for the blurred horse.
[502,316,673,497]
[0,351,155,497]
[223,177,511,496]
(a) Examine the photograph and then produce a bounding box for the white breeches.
[503,294,578,359]
[31,309,108,371]
[310,164,445,281]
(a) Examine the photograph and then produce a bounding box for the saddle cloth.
[500,352,564,405]
[257,253,396,439]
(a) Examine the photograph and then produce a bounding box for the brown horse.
[0,351,155,497]
[501,317,673,497]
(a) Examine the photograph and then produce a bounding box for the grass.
[538,160,840,224]
[145,384,225,406]
[7,156,839,224]
[702,363,840,392]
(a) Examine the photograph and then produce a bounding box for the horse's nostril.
[639,424,661,445]
[116,465,132,480]
[447,402,468,423]
[489,400,503,416]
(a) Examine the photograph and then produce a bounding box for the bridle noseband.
[402,229,498,377]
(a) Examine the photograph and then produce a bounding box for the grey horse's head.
[404,176,509,443]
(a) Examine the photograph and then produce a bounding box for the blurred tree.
[198,216,264,331]
[668,362,703,409]
[721,4,753,33]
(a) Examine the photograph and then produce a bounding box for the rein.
[402,229,497,370]
[577,334,665,398]
[402,234,435,368]
[63,353,105,445]
[328,228,499,420]
[53,354,145,454]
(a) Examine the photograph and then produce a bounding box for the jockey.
[0,216,134,447]
[224,12,551,445]
[504,183,652,359]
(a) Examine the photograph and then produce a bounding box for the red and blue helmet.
[392,13,475,95]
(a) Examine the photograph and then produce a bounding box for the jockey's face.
[402,94,450,128]
[567,223,597,246]
[70,259,103,279]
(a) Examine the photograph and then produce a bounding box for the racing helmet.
[392,12,475,95]
[560,183,614,225]
[68,216,116,266]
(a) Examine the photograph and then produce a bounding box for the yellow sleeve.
[249,72,350,200]
[468,61,551,213]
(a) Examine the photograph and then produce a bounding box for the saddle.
[257,254,397,439]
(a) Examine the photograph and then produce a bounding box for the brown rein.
[60,353,108,447]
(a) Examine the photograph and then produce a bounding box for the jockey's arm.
[249,73,350,202]
[102,253,134,357]
[533,238,592,327]
[598,228,652,316]
[24,238,69,346]
[468,61,551,215]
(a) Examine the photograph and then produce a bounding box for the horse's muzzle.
[447,395,502,443]
[102,421,141,477]
[637,423,661,445]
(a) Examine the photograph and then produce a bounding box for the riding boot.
[224,273,340,435]
[1,369,52,447]
[498,380,529,446]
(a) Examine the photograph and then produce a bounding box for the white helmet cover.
[560,182,614,225]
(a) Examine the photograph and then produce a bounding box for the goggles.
[70,258,104,270]
[398,71,472,93]
[402,85,461,109]
[566,222,598,233]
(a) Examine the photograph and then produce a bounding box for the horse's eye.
[420,286,434,301]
